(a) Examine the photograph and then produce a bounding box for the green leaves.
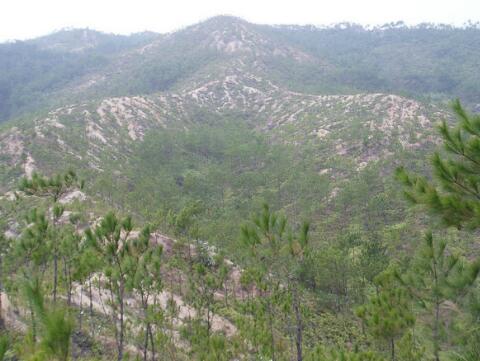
[242,203,309,265]
[407,232,476,302]
[130,225,163,294]
[0,335,8,361]
[19,170,82,203]
[397,101,480,229]
[23,277,74,361]
[240,204,312,360]
[13,209,50,274]
[394,232,480,361]
[357,286,414,341]
[85,211,168,359]
[167,201,203,239]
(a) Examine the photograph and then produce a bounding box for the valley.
[0,15,479,361]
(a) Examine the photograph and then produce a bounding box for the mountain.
[1,16,480,123]
[0,16,452,247]
[29,28,160,53]
[0,29,159,122]
[0,16,478,360]
[259,22,480,104]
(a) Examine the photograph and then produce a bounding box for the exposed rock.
[59,190,87,204]
[24,154,35,177]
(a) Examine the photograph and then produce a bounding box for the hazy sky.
[1,0,479,41]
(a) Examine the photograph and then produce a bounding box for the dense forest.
[1,15,480,361]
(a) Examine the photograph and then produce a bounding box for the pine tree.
[14,209,50,275]
[9,209,51,342]
[129,225,163,361]
[285,221,310,361]
[396,100,480,229]
[85,212,135,361]
[19,170,83,303]
[452,288,480,361]
[241,203,310,361]
[356,284,414,361]
[236,266,275,357]
[396,232,480,361]
[58,226,82,307]
[22,277,74,361]
[189,253,225,340]
[396,101,480,360]
[167,201,202,268]
[359,232,388,290]
[396,331,425,361]
[19,170,83,202]
[241,204,286,361]
[180,241,234,360]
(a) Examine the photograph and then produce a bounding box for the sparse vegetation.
[0,15,479,361]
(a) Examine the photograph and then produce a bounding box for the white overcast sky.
[0,0,479,42]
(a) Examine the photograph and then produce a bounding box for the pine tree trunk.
[53,252,58,304]
[141,293,149,361]
[30,306,36,343]
[267,297,276,361]
[432,255,440,361]
[79,285,83,331]
[118,283,125,361]
[391,337,395,361]
[0,289,4,330]
[64,258,72,306]
[143,327,148,361]
[111,290,120,360]
[89,279,93,317]
[89,278,94,337]
[207,303,211,338]
[68,267,73,306]
[252,298,259,354]
[148,322,156,361]
[52,215,59,305]
[293,286,303,361]
[224,284,228,307]
[434,300,440,361]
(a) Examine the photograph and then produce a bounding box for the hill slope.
[0,58,446,248]
[1,15,477,361]
[1,16,479,123]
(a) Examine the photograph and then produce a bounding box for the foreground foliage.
[0,101,479,360]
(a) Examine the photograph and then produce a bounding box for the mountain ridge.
[1,15,479,123]
[0,15,455,201]
[1,15,480,361]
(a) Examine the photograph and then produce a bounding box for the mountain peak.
[182,15,307,58]
[186,15,255,40]
[201,15,249,26]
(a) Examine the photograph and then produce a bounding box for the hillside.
[0,15,479,361]
[1,16,480,123]
[0,64,445,243]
